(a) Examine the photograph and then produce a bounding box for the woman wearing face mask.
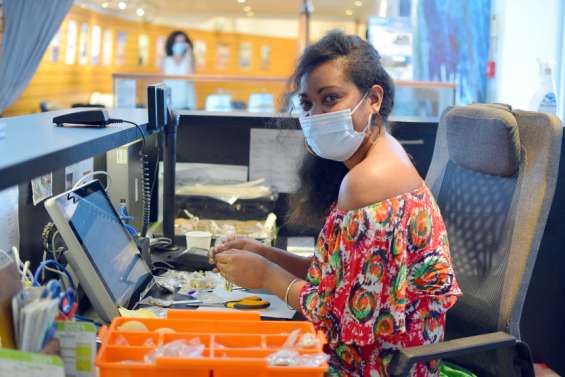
[162,31,196,109]
[209,31,461,377]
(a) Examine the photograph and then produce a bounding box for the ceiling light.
[243,6,251,12]
[136,7,144,16]
[118,1,127,10]
[237,0,246,3]
[345,9,353,16]
[101,2,109,8]
[354,1,363,6]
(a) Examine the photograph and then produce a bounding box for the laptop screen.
[53,180,151,307]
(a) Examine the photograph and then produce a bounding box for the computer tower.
[106,140,145,231]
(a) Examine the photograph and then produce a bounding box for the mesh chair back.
[425,104,562,376]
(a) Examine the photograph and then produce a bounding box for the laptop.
[44,180,156,323]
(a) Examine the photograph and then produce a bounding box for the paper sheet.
[249,129,306,193]
[65,158,94,190]
[287,237,316,257]
[54,321,97,377]
[0,348,64,377]
[0,186,19,252]
[176,162,248,186]
[31,173,53,205]
[196,287,296,319]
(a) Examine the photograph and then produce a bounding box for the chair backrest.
[248,93,274,113]
[425,104,562,375]
[205,94,232,112]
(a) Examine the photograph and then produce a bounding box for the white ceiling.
[79,0,383,22]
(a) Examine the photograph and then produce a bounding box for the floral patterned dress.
[299,185,461,377]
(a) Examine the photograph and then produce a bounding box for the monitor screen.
[54,180,151,306]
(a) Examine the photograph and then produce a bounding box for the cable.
[33,260,75,289]
[73,170,111,192]
[107,118,159,238]
[3,246,34,285]
[107,118,146,144]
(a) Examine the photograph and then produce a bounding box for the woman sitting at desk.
[210,31,461,377]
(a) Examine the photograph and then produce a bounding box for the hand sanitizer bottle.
[529,60,557,115]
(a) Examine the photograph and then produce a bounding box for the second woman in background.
[162,31,197,110]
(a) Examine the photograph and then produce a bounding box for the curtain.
[0,0,72,113]
[413,0,491,104]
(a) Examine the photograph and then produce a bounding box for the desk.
[0,108,152,267]
[0,108,149,192]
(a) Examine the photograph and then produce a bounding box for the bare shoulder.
[337,154,423,212]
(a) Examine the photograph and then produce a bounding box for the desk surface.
[0,108,148,191]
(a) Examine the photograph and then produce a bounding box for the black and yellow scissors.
[223,296,270,310]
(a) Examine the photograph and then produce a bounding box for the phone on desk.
[53,109,109,128]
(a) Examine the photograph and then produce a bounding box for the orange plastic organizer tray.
[96,310,328,377]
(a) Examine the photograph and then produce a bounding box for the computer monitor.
[44,180,153,322]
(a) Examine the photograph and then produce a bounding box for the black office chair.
[390,104,562,377]
[71,103,105,108]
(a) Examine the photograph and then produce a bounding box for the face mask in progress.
[172,42,187,56]
[299,93,372,161]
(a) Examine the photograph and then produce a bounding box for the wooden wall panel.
[4,6,297,116]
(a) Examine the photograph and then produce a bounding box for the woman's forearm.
[260,245,312,279]
[262,262,306,311]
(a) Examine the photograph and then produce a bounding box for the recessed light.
[136,8,144,17]
[118,1,127,10]
[243,6,251,12]
[345,9,353,15]
[354,1,362,6]
[101,2,109,8]
[237,0,246,3]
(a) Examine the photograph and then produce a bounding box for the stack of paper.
[12,287,59,352]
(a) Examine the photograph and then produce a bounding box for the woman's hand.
[209,236,266,264]
[215,249,272,290]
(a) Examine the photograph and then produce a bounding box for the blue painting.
[414,0,491,104]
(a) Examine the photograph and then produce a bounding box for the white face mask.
[299,93,371,161]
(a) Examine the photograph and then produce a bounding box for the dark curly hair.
[165,30,194,57]
[286,30,395,228]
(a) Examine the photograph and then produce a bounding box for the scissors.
[223,296,270,310]
[41,280,77,320]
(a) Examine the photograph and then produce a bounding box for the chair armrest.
[390,331,516,377]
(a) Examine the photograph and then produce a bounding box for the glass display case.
[112,73,455,118]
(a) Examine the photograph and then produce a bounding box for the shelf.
[0,108,150,191]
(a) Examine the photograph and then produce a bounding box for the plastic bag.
[266,330,328,367]
[144,338,204,364]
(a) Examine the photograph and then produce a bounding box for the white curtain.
[0,0,72,113]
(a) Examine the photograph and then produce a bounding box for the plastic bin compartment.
[267,366,327,377]
[215,348,273,358]
[97,311,328,377]
[111,317,316,335]
[214,334,263,349]
[264,335,288,349]
[99,346,153,363]
[110,332,161,347]
[161,332,212,349]
[98,347,212,377]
